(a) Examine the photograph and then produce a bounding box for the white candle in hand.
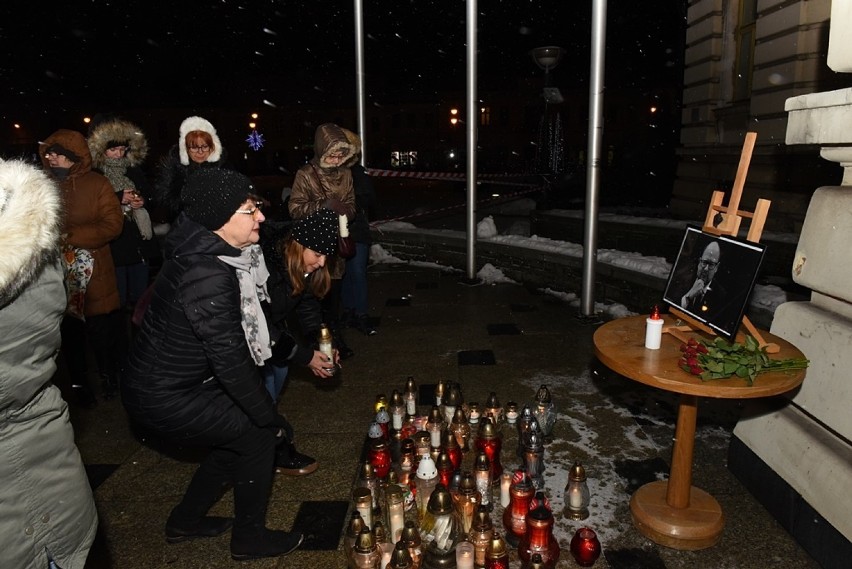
[338,214,349,237]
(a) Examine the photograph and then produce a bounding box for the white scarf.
[217,244,271,365]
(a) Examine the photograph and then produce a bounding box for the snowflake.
[246,129,265,151]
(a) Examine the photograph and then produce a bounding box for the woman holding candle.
[260,207,343,475]
[288,122,357,359]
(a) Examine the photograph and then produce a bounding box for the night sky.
[1,1,686,118]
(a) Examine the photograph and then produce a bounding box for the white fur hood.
[178,116,223,165]
[0,159,63,304]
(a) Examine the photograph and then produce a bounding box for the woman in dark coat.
[259,208,341,476]
[88,115,156,310]
[152,115,231,223]
[121,168,307,561]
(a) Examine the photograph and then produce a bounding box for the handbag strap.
[308,163,327,196]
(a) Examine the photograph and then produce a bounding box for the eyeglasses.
[235,202,263,219]
[188,145,211,153]
[699,259,719,268]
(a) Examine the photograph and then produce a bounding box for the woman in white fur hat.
[152,115,232,223]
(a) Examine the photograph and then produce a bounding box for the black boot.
[332,325,355,360]
[353,314,377,336]
[165,514,233,544]
[275,440,318,476]
[231,528,304,561]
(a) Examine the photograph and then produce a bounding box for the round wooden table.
[593,315,806,550]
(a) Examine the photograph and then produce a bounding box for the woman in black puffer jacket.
[151,115,232,223]
[121,169,307,562]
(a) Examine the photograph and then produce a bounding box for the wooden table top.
[593,315,806,399]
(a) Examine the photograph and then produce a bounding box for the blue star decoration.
[246,129,265,151]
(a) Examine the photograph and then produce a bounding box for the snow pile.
[477,263,517,285]
[476,216,499,238]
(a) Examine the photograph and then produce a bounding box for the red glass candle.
[518,502,560,568]
[442,428,462,470]
[368,438,392,479]
[484,532,510,569]
[502,470,535,547]
[569,527,601,567]
[475,417,503,479]
[436,451,454,488]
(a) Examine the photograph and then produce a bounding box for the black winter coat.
[121,215,276,446]
[260,221,323,367]
[101,165,156,266]
[349,164,377,245]
[152,145,232,223]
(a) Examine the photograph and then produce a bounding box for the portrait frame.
[662,226,767,341]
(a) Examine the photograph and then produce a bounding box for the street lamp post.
[530,46,566,176]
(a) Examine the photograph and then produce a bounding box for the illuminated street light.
[530,46,565,104]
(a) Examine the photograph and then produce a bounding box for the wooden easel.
[665,132,780,353]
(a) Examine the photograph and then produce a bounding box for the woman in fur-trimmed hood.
[152,115,231,222]
[87,116,156,308]
[87,115,149,170]
[288,123,358,358]
[0,158,98,569]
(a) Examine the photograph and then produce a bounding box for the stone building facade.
[673,0,850,231]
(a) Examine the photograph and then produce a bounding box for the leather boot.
[230,527,304,561]
[275,440,318,476]
[165,515,233,543]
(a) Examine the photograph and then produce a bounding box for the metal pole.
[465,0,478,279]
[581,0,607,316]
[354,0,367,165]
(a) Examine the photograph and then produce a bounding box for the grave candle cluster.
[345,377,600,569]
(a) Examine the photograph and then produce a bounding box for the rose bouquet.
[679,335,808,386]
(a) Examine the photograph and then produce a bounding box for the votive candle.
[500,471,512,507]
[456,541,475,569]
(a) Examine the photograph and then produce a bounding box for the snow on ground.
[372,216,793,316]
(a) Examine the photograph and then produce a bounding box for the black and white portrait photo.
[663,227,766,340]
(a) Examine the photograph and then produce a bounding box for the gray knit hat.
[291,208,338,256]
[182,169,254,230]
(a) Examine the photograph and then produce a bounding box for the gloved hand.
[324,198,354,218]
[269,335,296,366]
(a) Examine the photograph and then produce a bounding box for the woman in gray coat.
[0,158,98,569]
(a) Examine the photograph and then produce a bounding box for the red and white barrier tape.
[365,168,537,186]
[372,185,542,225]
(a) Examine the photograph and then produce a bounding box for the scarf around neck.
[218,244,272,365]
[102,157,135,193]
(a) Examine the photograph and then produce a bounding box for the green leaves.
[678,335,808,386]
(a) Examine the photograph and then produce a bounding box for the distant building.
[673,0,851,232]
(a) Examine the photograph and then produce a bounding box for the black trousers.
[60,310,128,386]
[169,426,278,536]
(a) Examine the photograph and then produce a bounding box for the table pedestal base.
[630,480,724,550]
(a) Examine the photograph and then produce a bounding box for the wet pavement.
[67,261,821,568]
